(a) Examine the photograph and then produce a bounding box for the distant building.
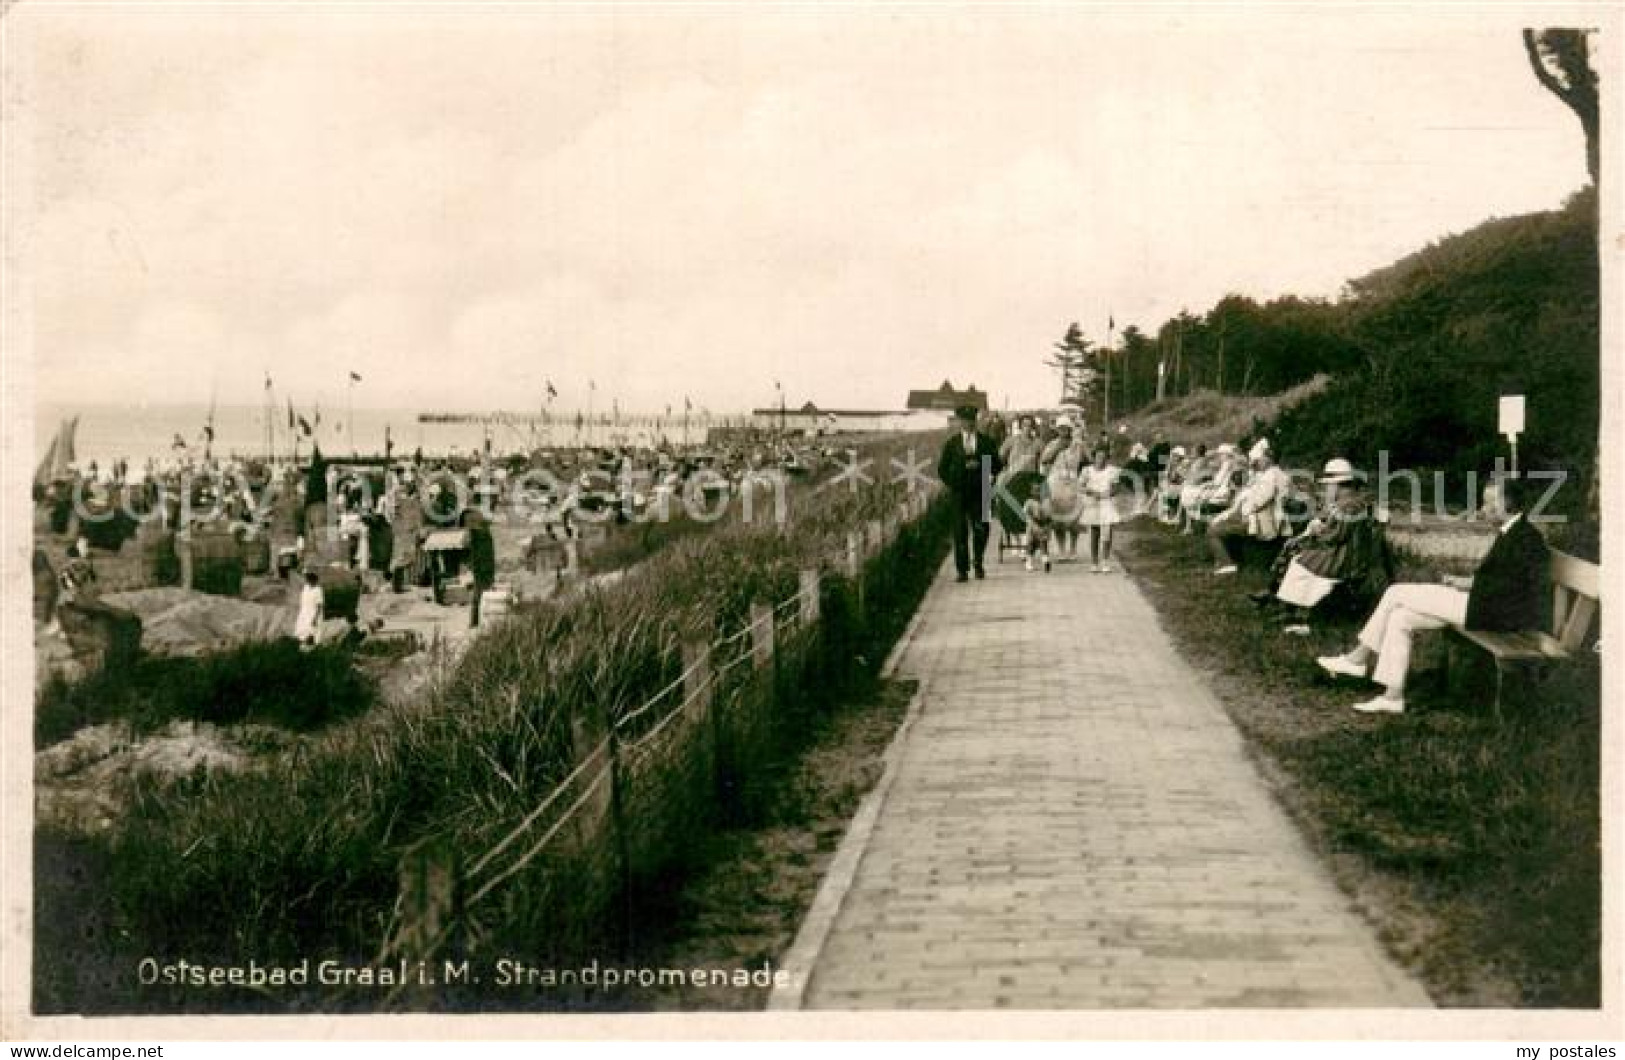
[905,379,988,413]
[749,400,939,435]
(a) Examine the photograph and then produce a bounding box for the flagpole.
[1103,317,1114,432]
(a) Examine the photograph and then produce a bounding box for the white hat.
[1318,458,1360,484]
[1249,438,1271,461]
[1171,445,1187,457]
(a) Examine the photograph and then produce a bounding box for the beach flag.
[297,414,313,437]
[546,380,558,399]
[349,370,363,383]
[287,398,296,430]
[264,373,273,391]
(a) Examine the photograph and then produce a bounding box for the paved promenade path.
[784,541,1431,1009]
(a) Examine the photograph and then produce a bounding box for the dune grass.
[35,639,377,748]
[1121,375,1330,453]
[1120,520,1600,1006]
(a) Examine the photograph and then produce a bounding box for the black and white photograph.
[1,1,1619,1045]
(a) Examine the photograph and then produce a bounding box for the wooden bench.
[1452,549,1600,712]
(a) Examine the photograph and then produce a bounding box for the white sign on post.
[1499,394,1525,439]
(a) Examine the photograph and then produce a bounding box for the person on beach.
[1077,446,1122,573]
[294,569,325,648]
[937,405,1003,582]
[389,482,424,592]
[302,446,330,541]
[1316,477,1548,715]
[465,507,498,626]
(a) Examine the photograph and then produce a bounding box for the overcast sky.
[11,6,1593,414]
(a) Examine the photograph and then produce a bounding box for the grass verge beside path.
[1118,520,1600,1007]
[515,677,916,1011]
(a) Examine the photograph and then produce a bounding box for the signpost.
[1499,394,1525,478]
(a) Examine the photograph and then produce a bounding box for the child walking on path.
[1022,484,1054,573]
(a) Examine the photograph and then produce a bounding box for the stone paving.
[794,543,1432,1009]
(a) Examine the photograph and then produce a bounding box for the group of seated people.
[1158,440,1553,716]
[990,415,1555,719]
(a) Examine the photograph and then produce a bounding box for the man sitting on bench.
[1316,476,1548,715]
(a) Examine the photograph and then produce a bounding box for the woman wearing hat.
[1157,446,1189,524]
[1257,458,1387,623]
[1042,426,1089,560]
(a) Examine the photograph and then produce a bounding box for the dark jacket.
[937,431,1004,501]
[467,524,497,585]
[1465,515,1549,632]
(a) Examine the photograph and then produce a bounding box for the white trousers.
[1358,583,1468,694]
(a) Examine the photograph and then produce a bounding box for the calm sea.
[34,403,747,470]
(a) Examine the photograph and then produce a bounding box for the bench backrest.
[1550,549,1601,653]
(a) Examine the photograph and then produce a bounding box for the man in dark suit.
[1317,475,1549,714]
[937,405,1003,582]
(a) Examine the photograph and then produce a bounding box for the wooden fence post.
[684,638,718,807]
[750,601,775,670]
[393,838,461,970]
[799,568,820,626]
[603,720,633,952]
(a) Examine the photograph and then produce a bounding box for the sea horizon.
[34,400,755,470]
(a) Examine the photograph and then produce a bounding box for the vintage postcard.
[1,1,1620,1045]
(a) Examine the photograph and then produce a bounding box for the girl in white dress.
[294,570,325,647]
[1078,447,1122,573]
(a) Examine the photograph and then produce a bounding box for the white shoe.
[1213,565,1238,575]
[1352,695,1405,714]
[1025,558,1034,571]
[1317,653,1369,679]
